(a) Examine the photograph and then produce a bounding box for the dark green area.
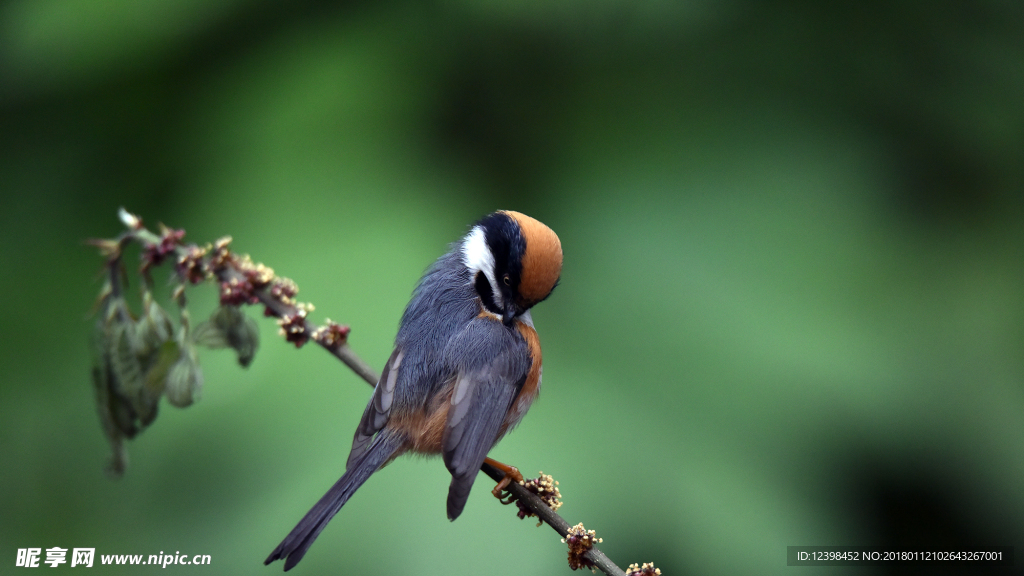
[2,1,1022,574]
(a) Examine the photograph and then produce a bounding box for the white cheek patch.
[462,225,502,307]
[462,226,493,276]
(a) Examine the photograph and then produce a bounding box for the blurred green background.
[2,0,1023,574]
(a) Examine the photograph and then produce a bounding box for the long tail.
[265,432,404,571]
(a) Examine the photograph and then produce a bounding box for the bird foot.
[484,457,524,501]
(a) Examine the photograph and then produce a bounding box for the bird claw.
[485,458,524,502]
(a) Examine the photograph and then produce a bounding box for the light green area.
[1,1,1022,574]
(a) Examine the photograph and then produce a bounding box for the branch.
[89,208,655,576]
[128,221,379,386]
[480,462,627,576]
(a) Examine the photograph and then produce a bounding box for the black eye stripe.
[475,212,524,290]
[474,272,501,315]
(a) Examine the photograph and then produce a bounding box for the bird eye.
[502,275,511,286]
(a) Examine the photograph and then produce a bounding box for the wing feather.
[347,349,403,470]
[441,319,531,519]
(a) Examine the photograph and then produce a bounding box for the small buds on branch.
[88,209,370,476]
[96,209,376,382]
[625,563,662,576]
[277,308,310,348]
[482,463,628,576]
[497,471,563,525]
[563,523,603,571]
[312,320,351,351]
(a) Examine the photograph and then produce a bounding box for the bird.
[265,210,562,571]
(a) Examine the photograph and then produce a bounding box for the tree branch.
[480,462,627,576]
[127,222,380,385]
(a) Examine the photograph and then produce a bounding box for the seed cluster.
[277,309,310,347]
[312,320,351,349]
[562,523,602,571]
[514,472,562,524]
[270,276,298,298]
[142,226,185,270]
[625,562,662,576]
[176,245,209,284]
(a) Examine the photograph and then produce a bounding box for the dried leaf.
[166,342,203,408]
[194,305,259,367]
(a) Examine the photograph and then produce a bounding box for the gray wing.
[347,349,404,470]
[442,320,531,520]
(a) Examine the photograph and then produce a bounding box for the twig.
[480,462,627,576]
[128,225,380,386]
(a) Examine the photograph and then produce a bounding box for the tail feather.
[265,433,403,571]
[446,471,476,521]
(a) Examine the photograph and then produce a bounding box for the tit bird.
[266,211,562,570]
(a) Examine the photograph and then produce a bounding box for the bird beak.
[502,304,517,325]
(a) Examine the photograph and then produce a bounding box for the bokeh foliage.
[1,0,1022,574]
